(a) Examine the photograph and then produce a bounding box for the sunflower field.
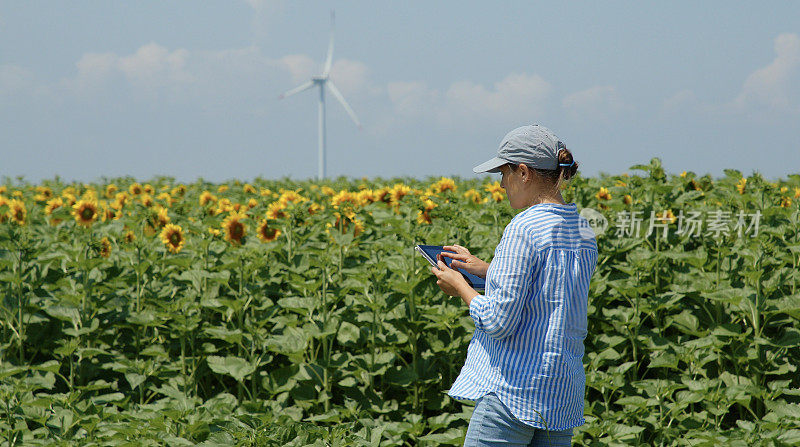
[1,158,800,446]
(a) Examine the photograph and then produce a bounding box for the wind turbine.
[279,10,362,180]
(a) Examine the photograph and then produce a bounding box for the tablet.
[415,244,486,291]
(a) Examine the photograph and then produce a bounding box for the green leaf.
[206,355,255,382]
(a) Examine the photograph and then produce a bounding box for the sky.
[2,1,799,184]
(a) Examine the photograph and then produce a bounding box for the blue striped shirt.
[447,202,598,431]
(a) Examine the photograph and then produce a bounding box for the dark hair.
[507,148,579,186]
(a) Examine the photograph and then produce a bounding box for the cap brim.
[472,157,507,174]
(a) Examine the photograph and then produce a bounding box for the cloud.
[278,54,317,84]
[117,43,193,85]
[387,72,551,125]
[329,59,373,97]
[562,85,631,120]
[387,81,440,118]
[734,33,800,111]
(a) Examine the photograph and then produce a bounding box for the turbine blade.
[278,81,314,99]
[327,80,362,129]
[322,10,335,76]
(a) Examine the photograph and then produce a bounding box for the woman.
[431,124,598,447]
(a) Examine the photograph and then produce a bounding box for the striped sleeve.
[469,221,537,340]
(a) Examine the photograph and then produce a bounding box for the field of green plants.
[1,158,799,446]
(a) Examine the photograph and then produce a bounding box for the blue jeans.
[463,392,574,447]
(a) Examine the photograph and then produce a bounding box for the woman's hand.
[439,245,490,279]
[431,260,478,306]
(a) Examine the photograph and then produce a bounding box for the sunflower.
[266,201,287,219]
[171,184,187,197]
[464,189,486,204]
[34,186,53,202]
[308,202,324,215]
[484,181,505,202]
[623,194,633,205]
[101,202,118,222]
[222,212,247,245]
[658,209,677,224]
[124,230,136,244]
[45,197,64,215]
[160,224,185,253]
[596,187,612,201]
[260,188,273,197]
[199,191,217,206]
[375,187,392,204]
[416,210,432,225]
[680,171,687,178]
[154,206,170,227]
[215,198,234,215]
[99,237,112,258]
[61,192,77,207]
[139,194,154,208]
[157,192,175,206]
[321,186,336,196]
[129,183,143,195]
[218,185,229,193]
[247,198,258,209]
[208,227,221,237]
[781,197,792,208]
[257,219,281,242]
[432,177,457,193]
[735,178,747,194]
[326,213,365,237]
[279,190,306,206]
[389,184,411,203]
[7,199,26,225]
[243,183,257,194]
[357,189,378,205]
[331,190,359,208]
[794,187,800,199]
[615,180,627,187]
[105,184,118,199]
[143,184,154,195]
[112,192,129,210]
[72,199,99,227]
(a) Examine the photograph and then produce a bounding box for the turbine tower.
[279,10,362,180]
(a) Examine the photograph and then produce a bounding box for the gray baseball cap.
[473,124,566,173]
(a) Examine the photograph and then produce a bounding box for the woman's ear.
[518,163,531,183]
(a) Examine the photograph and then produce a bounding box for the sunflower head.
[160,224,185,253]
[222,212,247,245]
[99,237,112,258]
[463,189,486,204]
[243,183,257,194]
[124,230,136,244]
[257,219,281,243]
[72,199,99,227]
[432,177,457,193]
[736,178,747,194]
[416,210,432,225]
[171,185,187,197]
[780,197,792,208]
[595,187,612,201]
[139,194,154,208]
[266,201,287,220]
[199,191,217,206]
[658,209,677,224]
[34,186,53,202]
[7,199,27,225]
[129,183,143,196]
